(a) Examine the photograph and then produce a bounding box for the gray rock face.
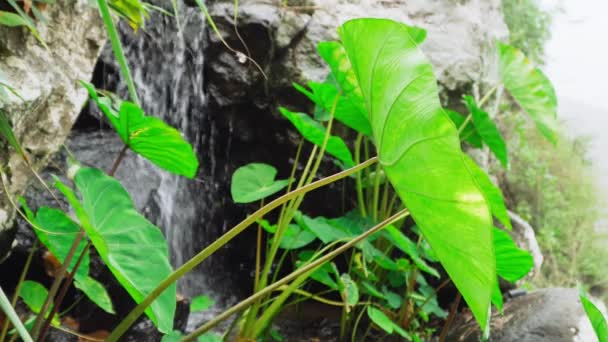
[509,210,544,278]
[447,288,605,342]
[0,0,106,258]
[205,0,508,111]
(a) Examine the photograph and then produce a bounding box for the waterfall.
[79,4,213,298]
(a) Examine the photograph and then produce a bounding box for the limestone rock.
[447,288,606,342]
[0,0,106,259]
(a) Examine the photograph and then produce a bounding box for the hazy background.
[543,0,608,201]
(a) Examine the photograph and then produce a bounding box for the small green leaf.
[464,96,508,167]
[74,277,115,314]
[367,307,411,340]
[463,156,512,230]
[293,81,372,136]
[383,225,439,278]
[297,251,339,290]
[382,288,403,310]
[360,281,385,300]
[81,82,199,178]
[0,11,30,27]
[161,331,182,342]
[190,295,214,313]
[275,224,316,250]
[19,281,48,314]
[197,333,223,342]
[0,110,26,159]
[494,227,533,282]
[230,163,289,203]
[498,42,558,143]
[580,292,608,342]
[296,214,351,243]
[55,168,176,333]
[339,274,359,311]
[446,109,483,148]
[278,107,354,168]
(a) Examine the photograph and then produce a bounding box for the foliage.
[501,116,608,298]
[501,0,552,64]
[0,5,559,342]
[82,82,199,178]
[230,163,290,203]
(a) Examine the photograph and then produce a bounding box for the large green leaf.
[34,207,89,282]
[81,82,199,178]
[463,156,512,230]
[278,107,354,167]
[498,42,558,143]
[580,292,608,342]
[339,18,495,329]
[54,167,175,333]
[464,96,508,167]
[493,227,533,282]
[230,163,289,203]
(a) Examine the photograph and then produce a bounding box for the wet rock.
[446,288,605,342]
[0,0,106,259]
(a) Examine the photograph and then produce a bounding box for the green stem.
[478,85,498,108]
[0,241,38,341]
[106,157,378,342]
[0,287,33,342]
[354,134,367,217]
[97,0,140,106]
[183,209,410,341]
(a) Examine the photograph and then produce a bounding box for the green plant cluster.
[0,3,574,342]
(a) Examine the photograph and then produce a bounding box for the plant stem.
[0,240,38,341]
[478,85,498,108]
[38,242,91,342]
[0,286,33,342]
[438,292,461,342]
[183,209,410,341]
[106,157,378,342]
[30,231,85,340]
[97,0,140,106]
[354,134,367,217]
[109,145,128,176]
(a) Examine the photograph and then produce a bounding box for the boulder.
[0,0,106,259]
[446,288,606,342]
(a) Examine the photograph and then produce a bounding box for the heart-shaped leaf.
[339,18,495,329]
[54,167,175,333]
[23,200,115,314]
[81,82,199,178]
[34,206,90,282]
[498,42,558,143]
[464,96,508,167]
[230,163,289,203]
[278,107,354,167]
